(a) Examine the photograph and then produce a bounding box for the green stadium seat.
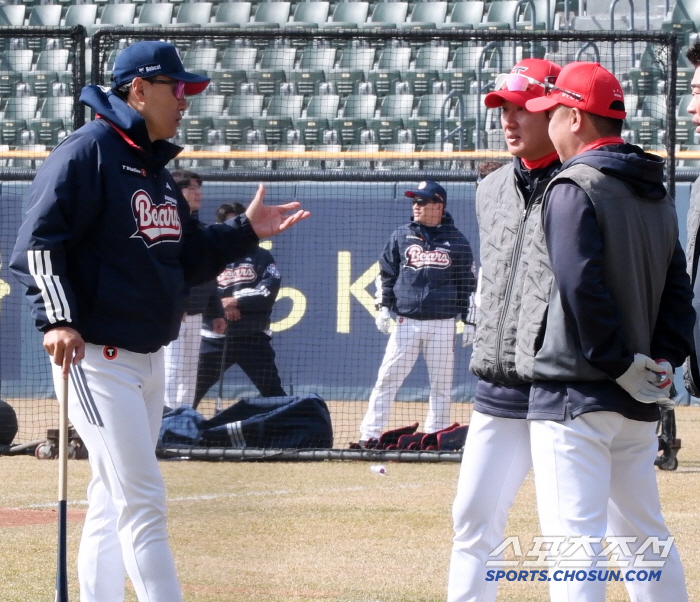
[414,44,450,73]
[0,5,26,27]
[0,119,29,146]
[187,95,227,118]
[178,116,215,145]
[321,1,369,28]
[295,117,332,147]
[360,2,408,28]
[40,97,73,123]
[287,2,330,27]
[135,4,174,27]
[4,96,39,121]
[212,116,256,145]
[209,70,248,97]
[376,46,412,73]
[220,47,258,72]
[64,4,99,28]
[367,71,403,97]
[326,70,367,98]
[0,73,23,98]
[28,5,62,27]
[342,94,377,120]
[400,1,448,28]
[442,1,485,29]
[245,2,291,27]
[227,94,265,118]
[476,0,520,29]
[205,2,252,27]
[183,48,218,74]
[27,118,67,148]
[175,3,213,25]
[0,49,33,72]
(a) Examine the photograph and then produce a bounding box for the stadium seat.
[289,46,336,96]
[24,73,57,99]
[402,70,443,97]
[521,0,556,29]
[477,0,520,29]
[400,1,448,28]
[662,0,700,42]
[371,93,414,145]
[4,97,39,121]
[376,46,412,73]
[220,46,258,72]
[405,93,458,145]
[326,70,367,98]
[368,71,403,97]
[183,48,218,74]
[28,5,62,27]
[206,2,252,27]
[259,47,297,73]
[40,97,73,123]
[87,3,137,36]
[35,49,70,73]
[227,94,265,118]
[266,94,304,119]
[0,119,29,146]
[175,3,213,26]
[337,46,376,73]
[211,117,256,145]
[304,94,340,119]
[322,2,369,28]
[0,49,33,73]
[288,2,330,27]
[187,95,227,118]
[135,4,174,27]
[414,44,450,72]
[209,70,248,97]
[27,117,67,148]
[295,117,332,147]
[331,117,368,147]
[0,5,26,27]
[342,94,377,120]
[178,116,215,145]
[245,2,291,27]
[442,1,485,29]
[0,73,23,98]
[64,4,99,27]
[639,94,667,124]
[443,44,500,94]
[361,2,408,28]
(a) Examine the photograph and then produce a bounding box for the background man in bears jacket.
[193,202,286,409]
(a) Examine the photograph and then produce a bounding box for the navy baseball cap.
[111,41,210,96]
[405,181,447,205]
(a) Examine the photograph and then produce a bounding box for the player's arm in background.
[456,232,477,323]
[377,233,401,310]
[650,239,694,370]
[232,249,282,315]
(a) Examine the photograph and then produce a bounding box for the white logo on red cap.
[130,190,182,246]
[405,245,451,270]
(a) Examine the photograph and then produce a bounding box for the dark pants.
[194,332,286,406]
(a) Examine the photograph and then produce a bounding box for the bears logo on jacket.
[218,264,257,287]
[404,245,451,269]
[130,190,182,247]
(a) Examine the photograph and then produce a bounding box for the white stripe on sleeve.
[27,250,71,324]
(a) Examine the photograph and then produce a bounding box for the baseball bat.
[216,335,228,413]
[55,376,69,602]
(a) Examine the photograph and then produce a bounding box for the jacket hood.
[563,143,667,201]
[79,84,182,167]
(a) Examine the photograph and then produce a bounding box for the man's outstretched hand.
[245,183,310,239]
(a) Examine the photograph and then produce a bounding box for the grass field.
[2,407,700,602]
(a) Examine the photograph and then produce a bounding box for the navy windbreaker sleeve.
[543,182,634,378]
[650,239,695,368]
[378,232,400,310]
[9,137,103,333]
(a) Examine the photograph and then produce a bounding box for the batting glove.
[375,307,393,334]
[615,354,668,403]
[461,323,476,348]
[654,359,676,409]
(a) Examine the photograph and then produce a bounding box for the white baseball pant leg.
[530,412,688,602]
[164,313,203,409]
[422,318,455,433]
[52,343,182,602]
[360,317,421,440]
[448,411,532,602]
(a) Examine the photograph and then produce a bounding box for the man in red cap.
[521,62,693,601]
[448,58,562,602]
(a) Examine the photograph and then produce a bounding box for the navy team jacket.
[10,85,259,353]
[378,211,476,321]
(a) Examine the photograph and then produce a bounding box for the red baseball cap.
[525,62,626,119]
[484,59,562,109]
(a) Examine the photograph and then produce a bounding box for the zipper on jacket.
[493,176,547,380]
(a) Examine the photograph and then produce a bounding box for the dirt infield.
[0,507,86,528]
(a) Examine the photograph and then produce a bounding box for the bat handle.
[55,376,69,602]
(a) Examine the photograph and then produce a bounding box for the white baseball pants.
[530,411,688,602]
[360,316,455,440]
[52,343,182,602]
[163,313,203,409]
[448,410,532,602]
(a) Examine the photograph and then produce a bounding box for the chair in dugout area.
[321,1,369,28]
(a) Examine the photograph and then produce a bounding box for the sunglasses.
[147,78,186,100]
[411,198,440,206]
[545,82,584,102]
[493,72,548,93]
